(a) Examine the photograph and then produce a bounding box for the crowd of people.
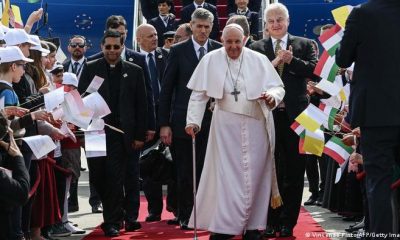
[0,0,399,240]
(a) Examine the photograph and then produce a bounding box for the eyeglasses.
[15,63,26,69]
[69,43,85,48]
[104,44,121,50]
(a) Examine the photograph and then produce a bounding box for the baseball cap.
[0,46,34,63]
[49,62,64,74]
[62,72,78,87]
[4,29,38,46]
[30,35,50,56]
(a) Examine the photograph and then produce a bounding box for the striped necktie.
[274,39,284,76]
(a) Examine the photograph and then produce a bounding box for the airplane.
[4,0,366,57]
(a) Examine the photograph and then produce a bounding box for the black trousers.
[268,110,306,229]
[87,131,140,225]
[171,130,209,222]
[305,155,328,198]
[361,126,400,238]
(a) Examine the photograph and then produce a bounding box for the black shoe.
[243,230,263,240]
[145,213,161,222]
[91,203,103,213]
[345,218,365,233]
[315,200,323,206]
[180,219,193,230]
[304,195,318,206]
[167,217,180,225]
[101,224,119,237]
[209,232,235,240]
[125,220,141,232]
[342,216,357,221]
[80,167,86,171]
[279,226,293,237]
[264,225,277,238]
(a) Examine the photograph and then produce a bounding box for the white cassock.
[186,47,285,235]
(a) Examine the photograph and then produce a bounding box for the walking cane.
[192,134,198,240]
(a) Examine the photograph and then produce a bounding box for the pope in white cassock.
[185,24,285,240]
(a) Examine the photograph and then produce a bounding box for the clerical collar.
[237,8,248,15]
[192,36,208,53]
[271,34,289,46]
[193,2,204,8]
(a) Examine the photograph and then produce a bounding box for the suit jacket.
[250,35,317,121]
[148,16,178,47]
[158,38,222,138]
[87,48,156,130]
[154,47,169,88]
[78,58,148,145]
[228,10,259,40]
[336,0,400,128]
[62,58,87,79]
[180,3,220,40]
[140,0,176,20]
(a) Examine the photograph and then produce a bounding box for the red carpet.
[84,197,329,239]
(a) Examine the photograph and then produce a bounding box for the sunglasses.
[69,43,85,48]
[104,44,122,50]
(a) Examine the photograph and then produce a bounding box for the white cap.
[0,23,10,41]
[4,29,38,46]
[49,62,64,73]
[29,35,50,56]
[62,72,78,87]
[0,46,34,63]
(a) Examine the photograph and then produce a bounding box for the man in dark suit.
[63,35,87,80]
[158,8,222,230]
[228,0,259,40]
[87,15,156,137]
[336,0,400,236]
[182,0,217,6]
[228,0,261,14]
[148,0,178,47]
[180,0,220,40]
[250,3,317,237]
[136,23,173,223]
[79,30,148,237]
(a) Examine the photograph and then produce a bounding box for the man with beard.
[63,35,87,80]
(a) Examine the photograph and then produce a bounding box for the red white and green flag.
[318,24,343,56]
[323,136,354,164]
[290,121,305,136]
[314,51,339,82]
[319,103,339,131]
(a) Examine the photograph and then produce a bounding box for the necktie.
[274,39,284,76]
[198,46,205,60]
[148,53,160,102]
[72,62,80,74]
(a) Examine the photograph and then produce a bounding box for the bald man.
[185,24,284,240]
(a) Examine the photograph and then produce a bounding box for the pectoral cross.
[231,87,240,102]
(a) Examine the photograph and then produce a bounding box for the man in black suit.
[79,30,148,237]
[250,3,317,237]
[336,0,400,236]
[228,0,259,40]
[180,0,220,40]
[148,0,178,47]
[182,0,217,6]
[226,15,254,47]
[228,0,261,14]
[136,23,173,223]
[158,8,222,229]
[87,15,156,138]
[63,35,87,80]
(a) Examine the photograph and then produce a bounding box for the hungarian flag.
[314,51,339,82]
[303,129,325,156]
[295,104,327,132]
[290,121,305,136]
[315,78,341,96]
[323,136,354,164]
[319,24,343,56]
[319,103,339,131]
